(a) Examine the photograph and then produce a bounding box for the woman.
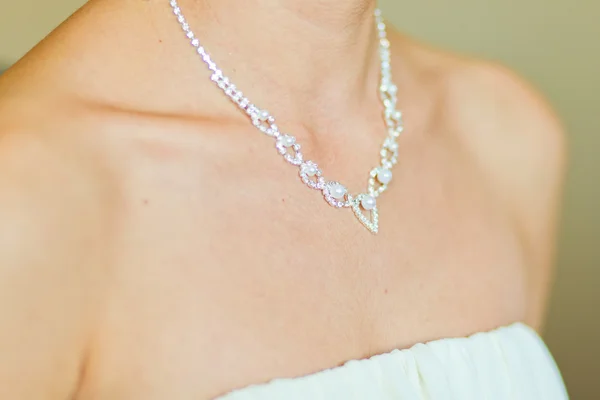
[0,0,568,398]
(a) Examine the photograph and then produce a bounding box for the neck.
[175,0,381,123]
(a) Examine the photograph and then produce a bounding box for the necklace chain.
[169,0,404,234]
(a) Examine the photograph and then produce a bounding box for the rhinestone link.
[169,1,403,233]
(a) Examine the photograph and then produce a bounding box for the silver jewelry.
[169,1,404,234]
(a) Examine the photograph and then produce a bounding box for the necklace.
[169,1,403,234]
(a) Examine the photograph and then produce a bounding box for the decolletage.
[216,323,568,400]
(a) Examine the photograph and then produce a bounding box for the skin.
[0,0,565,398]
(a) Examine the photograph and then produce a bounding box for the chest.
[82,128,527,399]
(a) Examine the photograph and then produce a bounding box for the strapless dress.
[216,323,568,399]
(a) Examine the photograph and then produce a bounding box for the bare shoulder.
[443,53,565,180]
[395,34,566,329]
[394,34,565,175]
[0,122,115,398]
[446,55,565,331]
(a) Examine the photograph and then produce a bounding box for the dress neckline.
[216,322,549,399]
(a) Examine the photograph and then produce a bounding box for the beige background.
[1,0,599,398]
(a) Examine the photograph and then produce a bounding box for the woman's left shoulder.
[446,56,566,330]
[392,32,566,329]
[394,33,565,165]
[397,32,565,208]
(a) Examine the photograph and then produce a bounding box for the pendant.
[352,194,379,234]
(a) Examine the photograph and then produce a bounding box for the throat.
[172,0,381,122]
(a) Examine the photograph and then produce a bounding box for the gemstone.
[361,194,376,210]
[304,164,318,177]
[377,168,393,185]
[278,135,296,148]
[385,138,399,152]
[329,183,347,199]
[259,110,270,121]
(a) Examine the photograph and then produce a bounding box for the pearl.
[259,110,270,121]
[278,135,296,148]
[361,195,376,210]
[329,183,347,199]
[304,164,318,177]
[377,168,393,185]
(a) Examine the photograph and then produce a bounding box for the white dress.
[216,323,568,399]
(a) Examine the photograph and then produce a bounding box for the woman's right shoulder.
[0,122,118,265]
[0,124,115,398]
